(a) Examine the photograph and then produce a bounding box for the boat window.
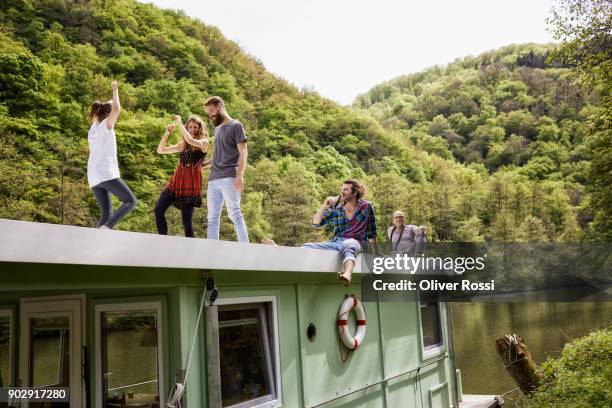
[0,311,11,387]
[420,301,443,351]
[30,316,70,388]
[97,303,163,408]
[218,302,278,408]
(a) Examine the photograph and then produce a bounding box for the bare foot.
[261,237,276,245]
[337,272,351,287]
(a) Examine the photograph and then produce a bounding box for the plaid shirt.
[314,199,377,242]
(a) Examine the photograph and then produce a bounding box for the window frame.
[417,298,446,359]
[0,307,14,387]
[213,295,282,408]
[20,295,86,408]
[94,301,165,408]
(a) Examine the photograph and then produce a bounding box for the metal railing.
[307,355,448,408]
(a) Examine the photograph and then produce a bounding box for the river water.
[452,302,612,399]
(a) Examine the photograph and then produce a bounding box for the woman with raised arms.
[154,115,209,237]
[87,80,138,230]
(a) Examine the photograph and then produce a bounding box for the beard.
[340,193,354,204]
[212,112,224,127]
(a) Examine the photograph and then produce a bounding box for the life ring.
[337,295,366,350]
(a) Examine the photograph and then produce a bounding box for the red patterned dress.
[162,148,206,208]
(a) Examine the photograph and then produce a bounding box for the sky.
[145,0,558,106]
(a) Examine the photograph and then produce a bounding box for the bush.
[522,327,612,407]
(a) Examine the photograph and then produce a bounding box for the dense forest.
[0,0,609,245]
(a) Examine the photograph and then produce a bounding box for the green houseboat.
[0,219,490,408]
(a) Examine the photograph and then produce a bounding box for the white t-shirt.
[87,118,120,187]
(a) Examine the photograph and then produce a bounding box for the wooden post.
[206,305,222,408]
[495,334,541,394]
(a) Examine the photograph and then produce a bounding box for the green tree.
[517,215,548,242]
[268,160,320,246]
[241,192,271,243]
[488,209,520,242]
[0,53,46,113]
[310,146,353,178]
[367,172,412,242]
[549,0,612,240]
[585,108,612,240]
[455,216,485,242]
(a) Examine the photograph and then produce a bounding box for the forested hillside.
[0,0,606,244]
[353,43,606,242]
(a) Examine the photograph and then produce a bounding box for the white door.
[19,296,85,408]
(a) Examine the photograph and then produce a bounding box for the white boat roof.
[0,219,363,273]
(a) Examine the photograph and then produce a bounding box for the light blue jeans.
[302,237,362,264]
[207,177,249,242]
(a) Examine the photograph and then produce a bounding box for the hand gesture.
[174,115,182,123]
[324,196,338,207]
[111,80,118,91]
[165,124,176,133]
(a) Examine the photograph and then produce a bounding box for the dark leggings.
[154,190,195,237]
[92,178,138,229]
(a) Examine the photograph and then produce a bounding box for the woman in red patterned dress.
[155,116,209,237]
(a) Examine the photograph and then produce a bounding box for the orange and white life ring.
[337,295,366,350]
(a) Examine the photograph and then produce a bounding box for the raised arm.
[174,115,209,152]
[312,196,337,225]
[106,80,121,129]
[157,124,184,154]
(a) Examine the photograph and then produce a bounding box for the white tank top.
[87,118,120,187]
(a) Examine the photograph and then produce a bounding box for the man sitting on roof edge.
[263,179,380,286]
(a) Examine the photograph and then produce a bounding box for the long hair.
[343,179,366,200]
[184,115,207,151]
[88,100,112,124]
